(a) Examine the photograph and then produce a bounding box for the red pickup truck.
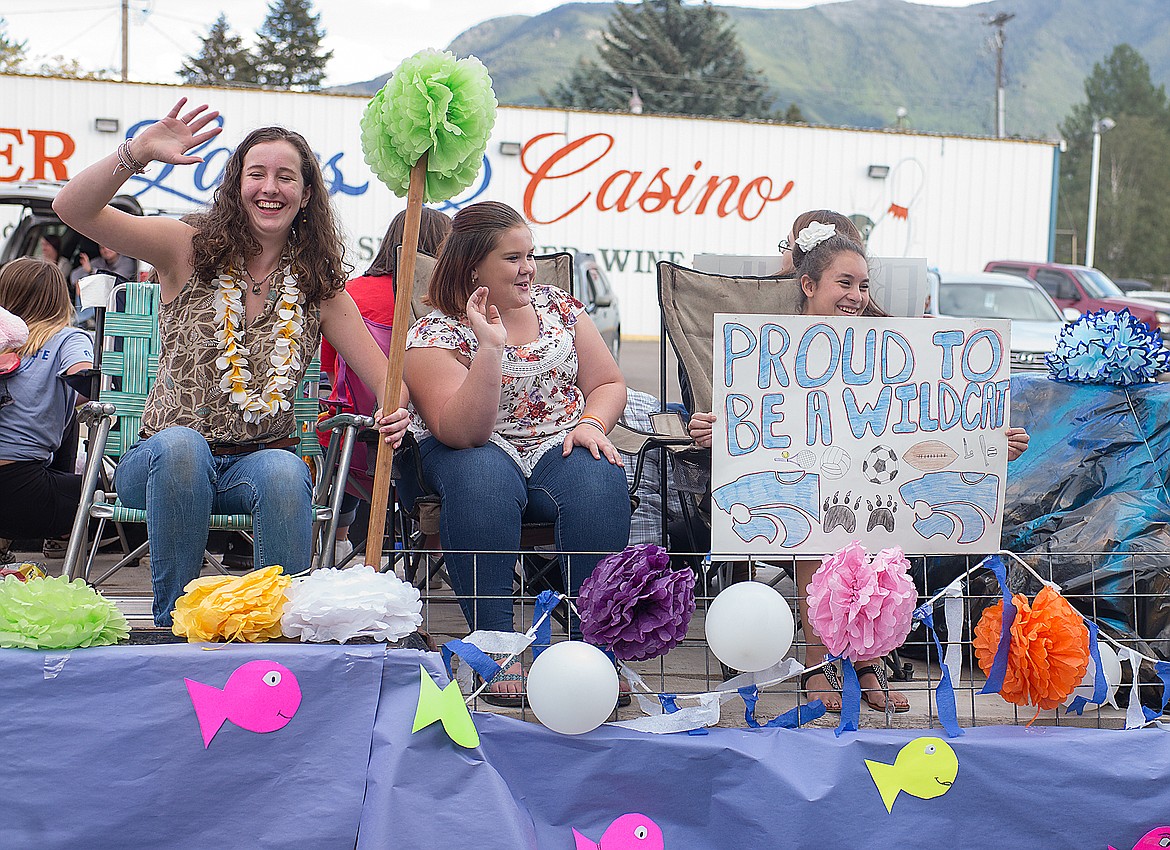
[984,260,1170,339]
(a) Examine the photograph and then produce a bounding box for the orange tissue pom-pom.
[172,565,292,643]
[973,585,1090,710]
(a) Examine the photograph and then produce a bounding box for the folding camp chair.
[654,260,912,681]
[61,281,337,585]
[651,262,803,584]
[384,251,689,611]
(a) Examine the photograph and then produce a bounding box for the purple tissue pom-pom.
[577,544,695,662]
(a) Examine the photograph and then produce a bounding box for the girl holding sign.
[691,216,1029,712]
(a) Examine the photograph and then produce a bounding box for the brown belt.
[208,436,300,456]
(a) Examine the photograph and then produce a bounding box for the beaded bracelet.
[113,139,148,176]
[579,414,607,433]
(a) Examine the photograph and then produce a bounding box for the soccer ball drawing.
[862,445,899,484]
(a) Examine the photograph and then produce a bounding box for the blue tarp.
[1003,374,1170,649]
[3,644,1170,849]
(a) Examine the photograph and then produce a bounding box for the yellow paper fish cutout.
[412,666,480,749]
[865,736,958,813]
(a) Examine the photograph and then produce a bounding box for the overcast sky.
[6,0,981,87]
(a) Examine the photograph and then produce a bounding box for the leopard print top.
[140,275,322,444]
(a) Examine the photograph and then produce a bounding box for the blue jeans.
[115,426,312,626]
[401,438,631,633]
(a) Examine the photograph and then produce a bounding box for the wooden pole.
[365,152,428,567]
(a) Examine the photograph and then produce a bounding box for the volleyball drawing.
[862,445,899,484]
[820,446,851,479]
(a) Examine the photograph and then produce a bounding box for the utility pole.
[988,12,1014,138]
[120,0,129,81]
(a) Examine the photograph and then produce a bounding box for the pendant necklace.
[243,265,279,295]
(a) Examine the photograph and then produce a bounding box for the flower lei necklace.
[214,263,304,423]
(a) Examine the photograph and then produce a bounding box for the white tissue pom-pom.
[281,567,423,643]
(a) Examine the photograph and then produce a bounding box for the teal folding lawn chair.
[61,281,336,585]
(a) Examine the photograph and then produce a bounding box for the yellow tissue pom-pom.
[172,565,292,643]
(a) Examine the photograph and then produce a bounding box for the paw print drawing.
[866,495,898,532]
[823,491,862,533]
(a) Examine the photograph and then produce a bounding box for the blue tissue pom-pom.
[1046,309,1170,386]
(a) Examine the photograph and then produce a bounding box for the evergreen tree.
[252,0,332,90]
[1056,44,1170,279]
[783,103,805,123]
[547,0,773,119]
[180,14,256,86]
[0,17,27,73]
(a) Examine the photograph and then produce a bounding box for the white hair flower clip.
[795,221,837,252]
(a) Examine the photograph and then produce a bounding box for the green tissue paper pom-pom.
[0,575,130,650]
[361,48,498,203]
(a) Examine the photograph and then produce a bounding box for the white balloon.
[705,581,796,673]
[525,641,619,735]
[1067,641,1122,707]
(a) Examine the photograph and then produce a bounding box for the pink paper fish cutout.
[573,813,664,850]
[185,660,302,748]
[1110,826,1170,850]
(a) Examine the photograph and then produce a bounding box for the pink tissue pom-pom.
[805,541,917,661]
[0,306,28,350]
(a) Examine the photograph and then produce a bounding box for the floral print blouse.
[406,285,586,476]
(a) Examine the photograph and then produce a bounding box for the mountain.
[334,0,1170,138]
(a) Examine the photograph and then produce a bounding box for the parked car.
[573,251,621,362]
[1116,277,1153,293]
[984,260,1170,340]
[0,180,146,273]
[928,270,1066,372]
[1127,291,1170,309]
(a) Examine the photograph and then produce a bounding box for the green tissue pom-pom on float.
[360,48,498,202]
[0,574,130,650]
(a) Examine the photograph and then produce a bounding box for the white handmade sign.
[710,314,1011,555]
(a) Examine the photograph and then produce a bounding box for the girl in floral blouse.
[402,201,630,706]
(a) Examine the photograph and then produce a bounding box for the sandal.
[477,652,526,709]
[800,664,842,713]
[855,663,910,714]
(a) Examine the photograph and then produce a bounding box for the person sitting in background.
[318,206,452,565]
[0,258,93,565]
[69,244,137,287]
[40,235,73,280]
[400,200,630,706]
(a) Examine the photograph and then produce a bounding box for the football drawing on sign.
[899,471,1001,544]
[903,440,958,472]
[823,492,862,533]
[712,468,821,546]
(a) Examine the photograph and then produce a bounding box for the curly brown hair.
[190,127,348,304]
